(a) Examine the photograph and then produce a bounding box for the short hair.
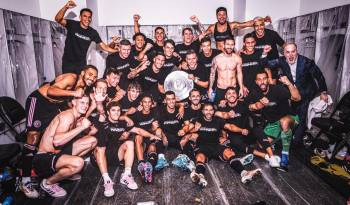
[105,68,121,76]
[83,65,98,72]
[189,88,200,96]
[119,39,131,46]
[155,26,165,33]
[224,36,235,44]
[200,36,211,45]
[165,90,175,97]
[132,32,146,41]
[225,86,238,95]
[243,33,255,42]
[202,102,214,109]
[74,94,89,100]
[216,7,227,14]
[283,42,298,50]
[106,101,121,111]
[95,78,108,86]
[186,49,197,57]
[128,81,142,92]
[182,27,193,36]
[256,70,268,78]
[164,39,175,48]
[80,8,92,16]
[141,94,153,101]
[154,51,166,58]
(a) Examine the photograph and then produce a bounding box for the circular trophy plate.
[164,70,194,101]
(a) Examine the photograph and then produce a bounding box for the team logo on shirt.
[110,127,125,132]
[116,63,130,70]
[163,120,179,125]
[74,33,91,41]
[139,118,154,126]
[199,127,217,132]
[145,77,157,82]
[242,62,258,67]
[33,120,41,128]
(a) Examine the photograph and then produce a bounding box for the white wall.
[0,0,41,17]
[39,0,87,21]
[299,0,350,15]
[96,0,234,26]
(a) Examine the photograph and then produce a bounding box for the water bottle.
[2,195,14,205]
[209,89,216,102]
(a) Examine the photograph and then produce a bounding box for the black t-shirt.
[240,50,265,90]
[217,101,249,128]
[195,117,225,145]
[251,29,285,61]
[62,20,102,66]
[105,53,139,90]
[175,40,201,61]
[158,56,181,85]
[198,49,221,70]
[96,119,131,143]
[184,105,202,123]
[131,109,158,131]
[246,84,292,123]
[119,95,141,113]
[158,106,183,135]
[138,65,162,100]
[107,86,117,99]
[185,63,210,95]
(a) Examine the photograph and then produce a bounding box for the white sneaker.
[103,180,115,197]
[241,169,262,184]
[120,173,138,190]
[269,155,280,168]
[239,154,254,166]
[40,179,67,197]
[20,181,39,198]
[186,160,196,172]
[190,171,207,187]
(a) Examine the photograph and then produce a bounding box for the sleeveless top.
[214,22,233,42]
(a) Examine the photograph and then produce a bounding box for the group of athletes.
[18,0,305,199]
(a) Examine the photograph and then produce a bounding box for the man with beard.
[240,33,273,88]
[55,1,117,74]
[33,95,97,197]
[250,17,285,79]
[134,14,166,53]
[128,52,165,103]
[133,95,162,183]
[20,65,97,198]
[208,37,247,104]
[246,70,301,171]
[184,50,209,99]
[93,101,158,197]
[262,43,327,146]
[188,103,262,187]
[190,7,271,51]
[215,87,280,168]
[198,37,222,71]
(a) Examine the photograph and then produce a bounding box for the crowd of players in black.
[18,0,328,199]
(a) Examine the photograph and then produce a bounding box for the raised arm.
[133,14,141,34]
[55,0,76,27]
[231,16,271,30]
[47,74,82,98]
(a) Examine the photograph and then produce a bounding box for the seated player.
[119,81,142,116]
[246,70,301,171]
[33,95,97,197]
[94,102,159,197]
[188,103,262,187]
[132,95,163,183]
[104,68,125,102]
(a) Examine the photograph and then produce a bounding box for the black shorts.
[25,90,62,132]
[33,145,74,178]
[194,144,229,161]
[165,133,182,150]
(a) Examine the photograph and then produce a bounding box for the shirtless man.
[190,7,271,51]
[20,65,97,198]
[208,37,247,104]
[33,95,97,197]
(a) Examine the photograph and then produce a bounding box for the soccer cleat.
[138,162,153,183]
[120,173,138,190]
[155,156,169,171]
[190,171,207,188]
[40,179,67,198]
[103,180,115,197]
[239,154,254,166]
[20,181,39,198]
[241,169,262,184]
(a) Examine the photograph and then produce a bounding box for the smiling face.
[155,28,165,42]
[108,105,121,121]
[225,89,238,104]
[224,39,235,55]
[79,11,92,28]
[165,93,176,109]
[186,53,198,69]
[255,72,269,92]
[284,44,298,64]
[141,96,152,112]
[153,54,165,69]
[189,90,201,106]
[73,96,90,115]
[164,42,175,57]
[217,10,227,25]
[135,35,146,50]
[106,73,120,87]
[82,68,97,87]
[254,20,265,37]
[202,104,214,121]
[119,44,131,59]
[244,37,256,53]
[127,87,140,101]
[183,29,194,44]
[201,41,212,56]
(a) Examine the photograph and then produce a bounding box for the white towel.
[307,94,333,129]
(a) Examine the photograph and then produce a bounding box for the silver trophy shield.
[164,71,194,101]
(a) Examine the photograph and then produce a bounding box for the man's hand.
[188,74,195,81]
[190,15,200,23]
[74,88,84,98]
[180,61,188,70]
[239,86,249,98]
[178,129,185,137]
[81,118,92,129]
[218,100,227,108]
[150,135,162,141]
[94,88,107,103]
[259,97,269,106]
[264,16,272,23]
[263,45,272,55]
[133,14,141,22]
[144,43,153,51]
[65,0,76,9]
[279,76,292,86]
[241,129,249,136]
[228,110,236,118]
[177,105,184,119]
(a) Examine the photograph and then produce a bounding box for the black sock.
[195,163,206,175]
[155,141,165,154]
[21,144,36,177]
[229,157,244,174]
[138,159,145,164]
[147,152,158,167]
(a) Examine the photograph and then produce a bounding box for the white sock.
[102,173,111,184]
[124,167,132,175]
[22,177,31,184]
[158,154,165,159]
